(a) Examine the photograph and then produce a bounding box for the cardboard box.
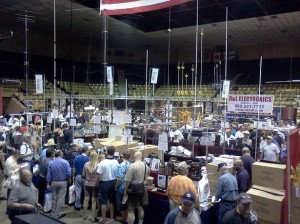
[247,188,284,224]
[291,186,300,224]
[252,161,286,190]
[212,157,235,166]
[207,163,234,182]
[209,179,218,197]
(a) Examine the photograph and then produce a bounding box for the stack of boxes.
[247,161,286,224]
[206,156,236,196]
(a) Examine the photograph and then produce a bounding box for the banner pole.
[255,56,262,161]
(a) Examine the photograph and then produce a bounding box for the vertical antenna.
[16,11,36,112]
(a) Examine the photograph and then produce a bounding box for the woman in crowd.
[82,151,100,222]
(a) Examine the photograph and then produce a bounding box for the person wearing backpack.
[63,143,80,167]
[20,132,34,165]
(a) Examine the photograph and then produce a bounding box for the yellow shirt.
[167,174,198,205]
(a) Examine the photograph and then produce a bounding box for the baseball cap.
[182,192,196,205]
[267,136,273,139]
[238,193,252,204]
[273,129,278,132]
[243,131,250,135]
[217,162,227,171]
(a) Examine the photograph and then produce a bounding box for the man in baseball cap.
[222,193,259,224]
[216,162,239,223]
[164,191,202,224]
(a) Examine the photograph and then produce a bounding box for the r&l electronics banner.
[227,95,274,114]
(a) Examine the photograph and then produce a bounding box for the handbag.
[127,164,146,197]
[43,189,52,213]
[68,184,76,204]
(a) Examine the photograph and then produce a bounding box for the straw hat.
[44,138,56,146]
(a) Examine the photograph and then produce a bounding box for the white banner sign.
[150,68,159,84]
[35,74,43,94]
[222,80,230,98]
[107,66,113,83]
[228,95,274,114]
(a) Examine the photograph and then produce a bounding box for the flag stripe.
[100,0,192,16]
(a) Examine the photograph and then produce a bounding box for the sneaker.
[74,207,81,211]
[122,194,128,204]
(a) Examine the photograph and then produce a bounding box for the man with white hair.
[124,151,150,224]
[260,136,280,162]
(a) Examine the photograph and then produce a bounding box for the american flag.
[100,0,192,16]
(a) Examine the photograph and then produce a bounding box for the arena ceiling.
[0,0,300,52]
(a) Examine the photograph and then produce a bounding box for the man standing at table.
[216,162,239,224]
[167,163,199,210]
[164,191,202,224]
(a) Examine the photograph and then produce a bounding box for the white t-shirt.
[96,158,118,181]
[260,142,280,162]
[20,143,33,161]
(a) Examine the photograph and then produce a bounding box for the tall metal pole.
[255,56,262,161]
[225,7,228,81]
[167,8,171,88]
[126,79,128,111]
[53,0,57,111]
[145,50,149,115]
[199,28,203,90]
[25,14,29,109]
[53,0,57,130]
[181,62,184,91]
[177,62,180,92]
[223,7,228,155]
[17,11,35,112]
[103,12,108,109]
[194,0,199,106]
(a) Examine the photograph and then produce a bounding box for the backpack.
[280,147,287,163]
[63,147,79,167]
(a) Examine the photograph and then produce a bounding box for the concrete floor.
[0,191,122,224]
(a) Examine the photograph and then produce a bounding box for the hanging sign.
[222,80,230,98]
[35,74,43,94]
[150,68,159,84]
[107,66,113,83]
[227,95,274,114]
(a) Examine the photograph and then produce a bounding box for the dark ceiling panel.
[74,0,300,32]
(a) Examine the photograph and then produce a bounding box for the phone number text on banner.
[227,95,274,114]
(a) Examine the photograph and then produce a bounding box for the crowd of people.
[0,111,294,224]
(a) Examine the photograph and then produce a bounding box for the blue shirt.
[236,168,251,193]
[73,154,89,176]
[216,172,239,201]
[115,161,131,193]
[46,157,71,183]
[39,147,50,160]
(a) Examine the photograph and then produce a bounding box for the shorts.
[98,180,116,205]
[84,186,99,198]
[127,194,144,210]
[116,191,128,212]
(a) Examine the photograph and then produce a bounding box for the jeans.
[51,180,67,218]
[75,174,85,209]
